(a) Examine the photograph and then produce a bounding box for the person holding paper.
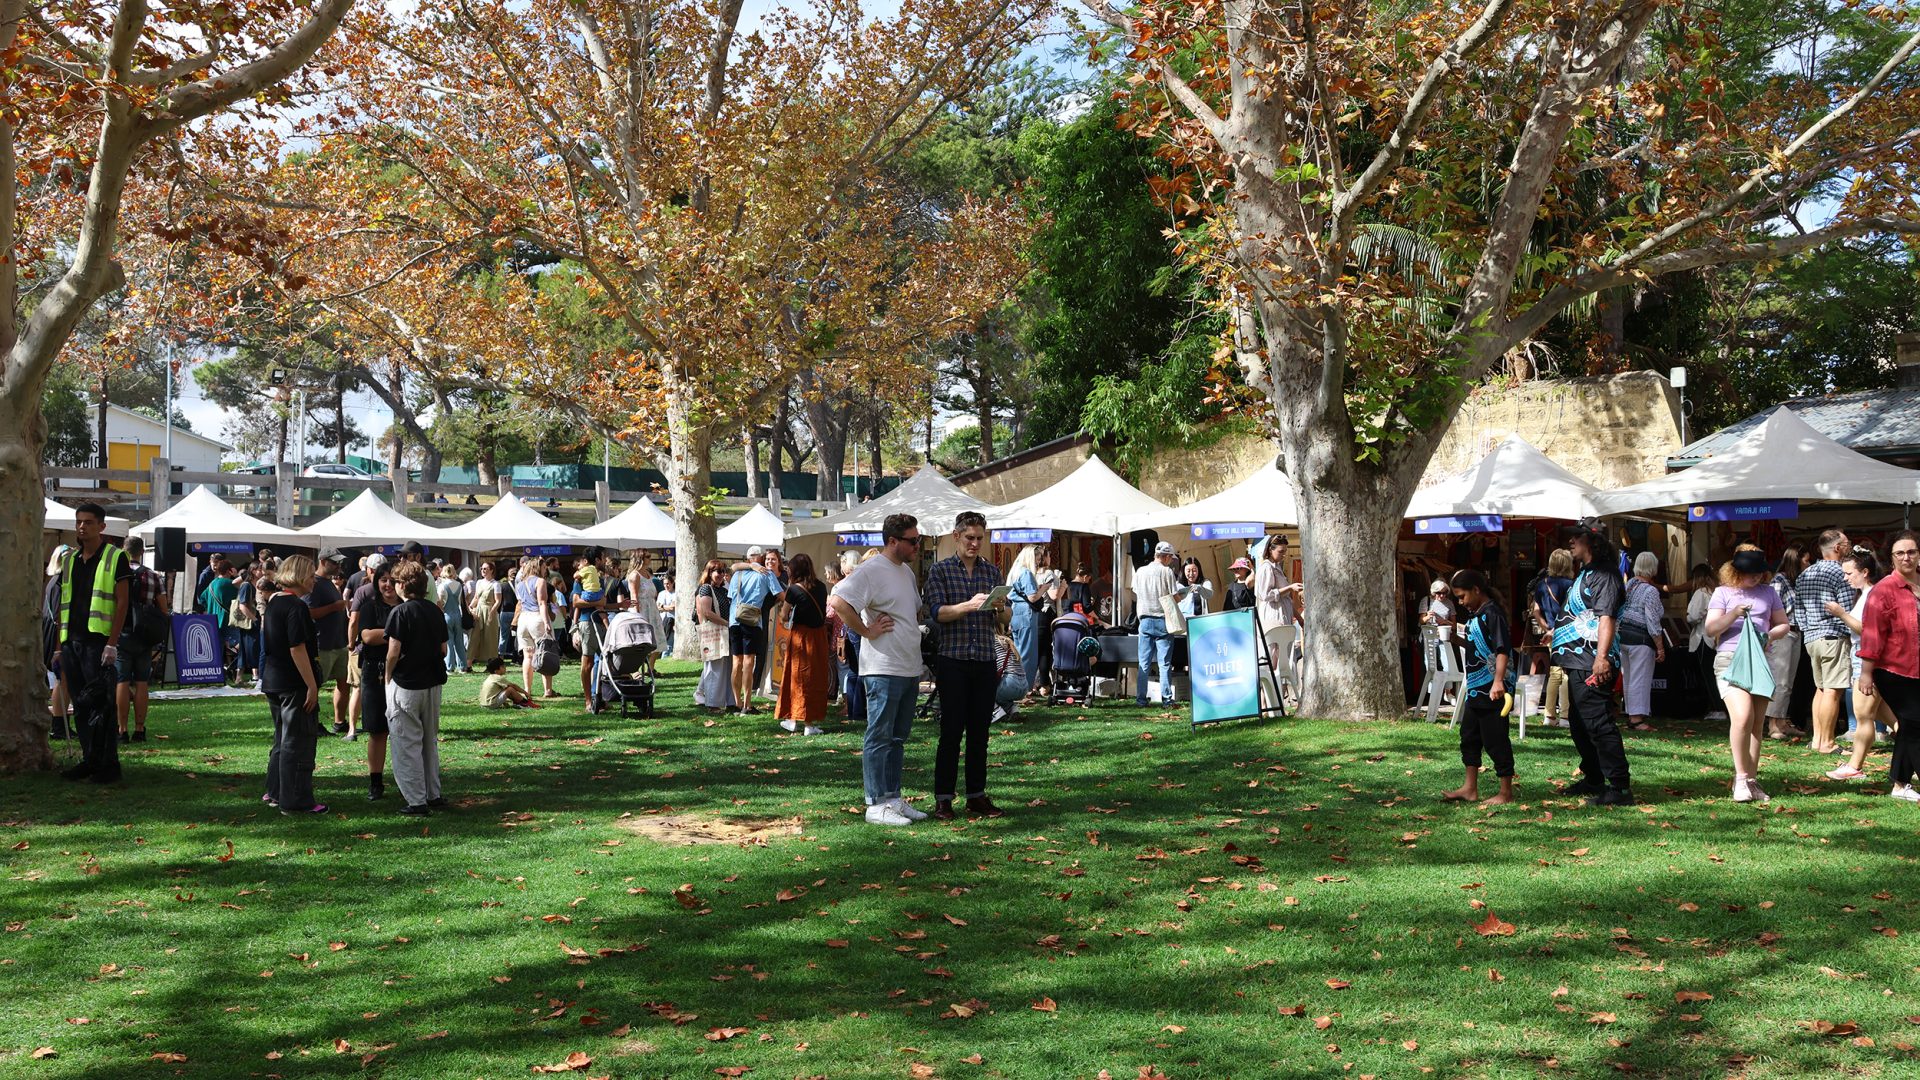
[923,511,1007,820]
[1703,545,1789,804]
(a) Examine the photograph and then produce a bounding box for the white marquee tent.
[129,486,301,545]
[717,504,788,553]
[432,492,589,552]
[1593,407,1920,516]
[1121,460,1299,534]
[1405,435,1602,521]
[296,490,446,550]
[987,456,1170,538]
[43,497,131,535]
[578,497,676,549]
[788,467,990,539]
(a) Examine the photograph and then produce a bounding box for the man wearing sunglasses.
[829,514,931,826]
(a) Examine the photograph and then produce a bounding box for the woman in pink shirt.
[1855,530,1920,803]
[1703,545,1789,804]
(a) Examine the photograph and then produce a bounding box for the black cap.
[1731,549,1769,575]
[401,541,425,555]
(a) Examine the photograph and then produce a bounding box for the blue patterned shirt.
[923,554,1002,663]
[1792,559,1857,641]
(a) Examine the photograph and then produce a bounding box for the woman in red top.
[1855,530,1920,802]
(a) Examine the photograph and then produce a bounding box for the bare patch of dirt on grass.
[616,814,802,846]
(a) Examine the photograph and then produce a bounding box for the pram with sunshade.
[589,610,657,718]
[1048,612,1099,706]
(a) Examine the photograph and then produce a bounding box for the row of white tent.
[794,407,1920,540]
[45,407,1920,555]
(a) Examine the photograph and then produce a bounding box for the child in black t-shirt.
[1441,569,1517,806]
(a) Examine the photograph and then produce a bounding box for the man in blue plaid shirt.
[1793,528,1858,754]
[923,510,1007,821]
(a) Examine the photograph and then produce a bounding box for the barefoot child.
[1442,569,1518,805]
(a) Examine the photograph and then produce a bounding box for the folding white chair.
[1420,625,1466,724]
[1267,625,1301,702]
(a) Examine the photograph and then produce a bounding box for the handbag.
[1159,592,1188,636]
[698,620,729,662]
[736,603,763,627]
[227,596,255,630]
[533,635,563,677]
[1725,615,1775,698]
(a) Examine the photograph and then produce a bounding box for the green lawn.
[3,665,1917,1079]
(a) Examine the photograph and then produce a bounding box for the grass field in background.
[3,662,1918,1079]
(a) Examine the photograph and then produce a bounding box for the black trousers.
[266,690,321,811]
[1567,672,1632,789]
[1874,669,1920,789]
[934,656,996,800]
[60,637,119,779]
[1459,695,1515,777]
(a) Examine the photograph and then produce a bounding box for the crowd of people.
[48,492,1920,823]
[1431,522,1920,808]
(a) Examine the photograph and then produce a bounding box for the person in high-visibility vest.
[57,503,132,783]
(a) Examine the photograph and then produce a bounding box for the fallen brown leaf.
[1675,990,1713,1004]
[530,1050,593,1073]
[1472,911,1517,937]
[1030,997,1058,1013]
[705,1027,749,1042]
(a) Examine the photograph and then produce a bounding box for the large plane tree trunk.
[663,391,718,661]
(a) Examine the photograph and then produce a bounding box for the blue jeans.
[1011,609,1040,689]
[1137,616,1172,704]
[861,674,918,805]
[444,611,468,671]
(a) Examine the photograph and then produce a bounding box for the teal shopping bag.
[1724,615,1775,698]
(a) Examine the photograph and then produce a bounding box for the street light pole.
[162,339,175,461]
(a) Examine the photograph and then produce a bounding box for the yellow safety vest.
[59,544,126,645]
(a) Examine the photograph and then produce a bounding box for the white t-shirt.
[832,556,923,678]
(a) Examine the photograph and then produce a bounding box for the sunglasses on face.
[892,535,921,546]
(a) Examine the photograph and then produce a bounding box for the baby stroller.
[1049,612,1098,706]
[589,611,657,718]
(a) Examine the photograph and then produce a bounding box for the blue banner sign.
[189,541,254,556]
[1190,522,1267,541]
[171,614,226,685]
[836,532,885,547]
[1415,515,1505,535]
[991,528,1054,545]
[525,545,573,556]
[1689,499,1799,522]
[1188,610,1265,726]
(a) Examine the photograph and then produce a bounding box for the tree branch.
[1085,0,1235,150]
[149,0,354,128]
[1328,0,1516,248]
[1499,215,1920,354]
[1608,25,1920,274]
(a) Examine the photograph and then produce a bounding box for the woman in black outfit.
[262,556,326,815]
[353,570,399,800]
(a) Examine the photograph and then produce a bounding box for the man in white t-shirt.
[829,513,930,827]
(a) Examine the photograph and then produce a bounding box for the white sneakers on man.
[1890,785,1920,803]
[865,803,912,826]
[891,797,928,821]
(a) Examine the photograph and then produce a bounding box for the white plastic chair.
[1454,668,1530,740]
[1266,625,1301,702]
[1420,625,1466,724]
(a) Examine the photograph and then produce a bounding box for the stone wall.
[1134,433,1279,505]
[1423,370,1683,489]
[950,438,1093,504]
[951,371,1682,507]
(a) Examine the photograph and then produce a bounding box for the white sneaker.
[779,719,798,732]
[803,725,824,737]
[1732,778,1754,803]
[1705,710,1728,721]
[1748,779,1770,803]
[991,705,1007,723]
[1890,785,1920,803]
[865,803,912,826]
[890,798,928,822]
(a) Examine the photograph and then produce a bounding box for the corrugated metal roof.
[1670,387,1920,467]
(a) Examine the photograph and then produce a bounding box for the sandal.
[1827,765,1866,781]
[1629,722,1655,732]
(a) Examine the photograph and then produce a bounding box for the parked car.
[302,463,376,479]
